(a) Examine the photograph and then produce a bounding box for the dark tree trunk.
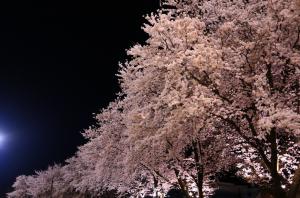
[269,128,287,198]
[192,140,204,198]
[174,168,191,198]
[287,166,300,198]
[153,175,159,197]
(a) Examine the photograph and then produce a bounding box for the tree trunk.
[192,140,204,198]
[287,165,300,198]
[174,168,191,198]
[269,174,287,198]
[269,128,287,198]
[153,175,159,198]
[196,166,204,198]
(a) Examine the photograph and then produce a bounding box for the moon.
[0,133,6,147]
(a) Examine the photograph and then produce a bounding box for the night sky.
[0,0,159,196]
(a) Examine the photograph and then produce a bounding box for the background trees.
[7,165,76,198]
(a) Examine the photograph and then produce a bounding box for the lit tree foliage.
[119,12,234,198]
[7,165,81,198]
[162,0,300,197]
[7,175,32,198]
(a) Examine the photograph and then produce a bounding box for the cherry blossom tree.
[161,0,300,197]
[62,100,130,197]
[119,0,300,197]
[7,165,80,198]
[118,12,236,198]
[7,175,32,198]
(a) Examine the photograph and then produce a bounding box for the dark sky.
[0,0,159,196]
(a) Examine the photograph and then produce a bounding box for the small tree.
[8,165,78,198]
[7,175,32,198]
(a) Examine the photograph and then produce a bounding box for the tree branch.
[139,162,172,184]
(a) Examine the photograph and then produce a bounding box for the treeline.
[8,0,300,197]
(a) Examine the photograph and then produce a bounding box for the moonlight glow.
[0,133,6,146]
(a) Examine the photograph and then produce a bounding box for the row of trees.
[8,0,300,197]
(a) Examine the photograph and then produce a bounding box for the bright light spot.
[0,133,6,147]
